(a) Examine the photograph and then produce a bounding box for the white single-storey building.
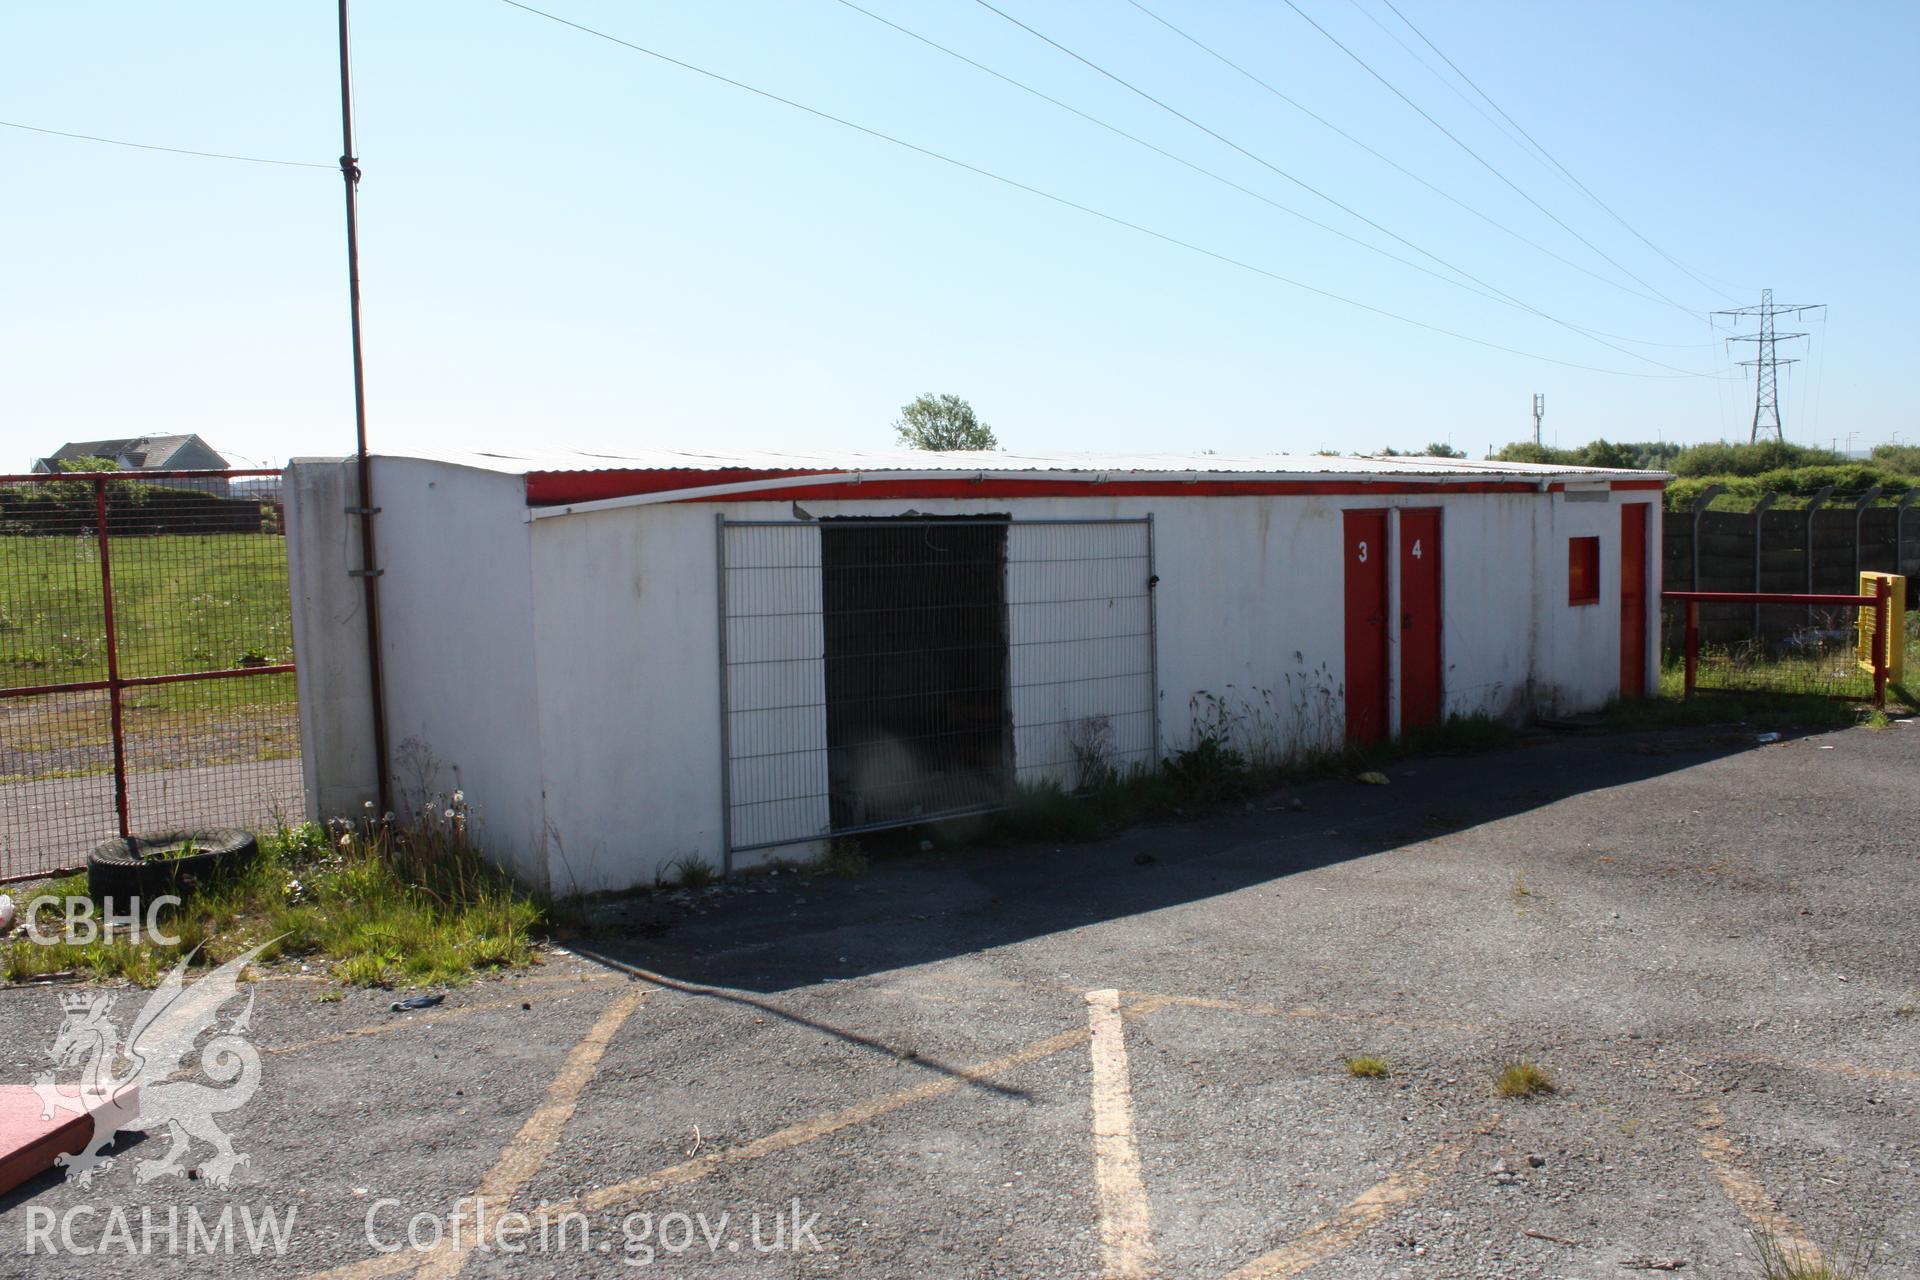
[285,448,1666,892]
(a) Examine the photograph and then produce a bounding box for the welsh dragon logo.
[33,943,271,1188]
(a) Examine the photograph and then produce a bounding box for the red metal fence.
[0,469,301,881]
[1663,583,1895,707]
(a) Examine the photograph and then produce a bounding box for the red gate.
[0,469,300,881]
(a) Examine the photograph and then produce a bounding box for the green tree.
[893,394,997,451]
[37,454,127,504]
[1870,443,1920,475]
[1574,439,1639,469]
[1422,442,1466,458]
[1493,441,1578,465]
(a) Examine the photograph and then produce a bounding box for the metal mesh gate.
[1,469,299,881]
[718,516,1157,858]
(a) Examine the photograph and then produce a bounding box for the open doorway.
[820,517,1012,830]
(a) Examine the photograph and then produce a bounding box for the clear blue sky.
[4,1,1915,470]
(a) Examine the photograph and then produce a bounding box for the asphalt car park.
[1,721,1914,1278]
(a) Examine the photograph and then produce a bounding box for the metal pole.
[93,477,130,838]
[1691,483,1724,591]
[1853,486,1883,583]
[1874,578,1891,710]
[1804,485,1834,627]
[1751,492,1778,638]
[1684,600,1699,699]
[713,514,734,877]
[338,0,392,814]
[1145,512,1161,769]
[1898,490,1920,581]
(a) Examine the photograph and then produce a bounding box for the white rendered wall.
[372,459,548,886]
[286,459,379,821]
[522,487,1577,891]
[1530,491,1664,712]
[292,459,1663,893]
[287,458,550,889]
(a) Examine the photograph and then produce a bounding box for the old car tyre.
[86,828,259,905]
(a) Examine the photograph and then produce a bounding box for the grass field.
[0,532,296,782]
[0,532,294,685]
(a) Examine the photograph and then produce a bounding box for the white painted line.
[1086,988,1157,1280]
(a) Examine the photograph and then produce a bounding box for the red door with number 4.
[1619,503,1649,699]
[1398,509,1443,732]
[1344,510,1390,743]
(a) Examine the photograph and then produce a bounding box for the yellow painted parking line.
[1729,1052,1920,1085]
[308,989,1136,1277]
[1086,989,1157,1279]
[303,982,651,1280]
[1221,1138,1468,1280]
[416,983,652,1280]
[1696,1100,1822,1270]
[562,1020,1095,1214]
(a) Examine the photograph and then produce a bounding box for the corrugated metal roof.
[361,445,1665,483]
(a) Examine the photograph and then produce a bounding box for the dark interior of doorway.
[821,517,1012,831]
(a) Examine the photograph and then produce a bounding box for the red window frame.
[1568,536,1601,606]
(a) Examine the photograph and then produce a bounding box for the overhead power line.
[0,119,332,169]
[964,0,1714,376]
[1263,0,1700,315]
[496,0,1723,380]
[1339,0,1551,175]
[1369,0,1747,304]
[1118,0,1707,343]
[843,0,1710,368]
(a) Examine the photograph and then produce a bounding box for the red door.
[1398,509,1443,732]
[1619,503,1649,699]
[1344,510,1390,743]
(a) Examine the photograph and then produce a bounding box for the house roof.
[331,445,1668,513]
[46,435,219,470]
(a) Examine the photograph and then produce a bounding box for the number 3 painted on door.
[1357,541,1369,562]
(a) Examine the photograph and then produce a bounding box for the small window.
[1568,536,1600,606]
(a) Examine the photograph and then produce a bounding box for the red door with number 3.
[1344,510,1390,743]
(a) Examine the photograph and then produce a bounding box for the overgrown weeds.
[1752,1228,1880,1280]
[815,840,870,879]
[1344,1056,1390,1079]
[1494,1059,1556,1099]
[1601,662,1875,732]
[4,786,546,989]
[968,705,1517,849]
[661,854,717,891]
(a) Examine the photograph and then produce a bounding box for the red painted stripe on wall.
[525,468,832,505]
[520,473,1660,506]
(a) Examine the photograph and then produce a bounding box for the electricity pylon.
[1713,289,1824,442]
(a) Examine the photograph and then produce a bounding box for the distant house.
[32,434,233,494]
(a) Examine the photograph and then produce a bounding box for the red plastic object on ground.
[0,1083,137,1196]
